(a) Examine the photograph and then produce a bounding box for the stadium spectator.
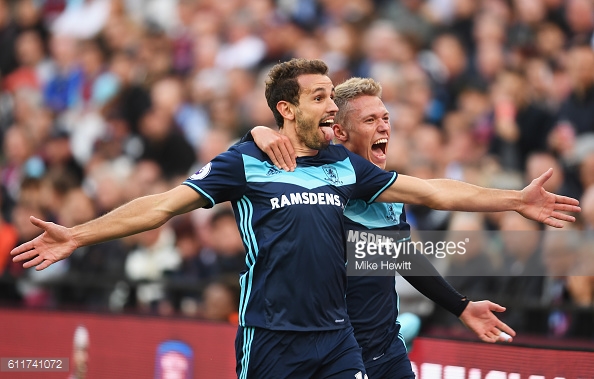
[565,238,594,308]
[3,30,53,93]
[199,275,241,324]
[149,76,209,151]
[137,107,196,180]
[1,0,594,346]
[1,126,46,204]
[58,188,128,310]
[197,208,245,280]
[164,215,206,316]
[551,46,594,141]
[581,185,594,231]
[124,224,182,314]
[0,190,17,275]
[489,69,556,171]
[0,0,18,77]
[495,212,547,331]
[444,212,500,302]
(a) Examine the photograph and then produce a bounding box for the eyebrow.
[360,110,389,120]
[306,86,335,95]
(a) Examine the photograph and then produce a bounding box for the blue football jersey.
[343,200,410,363]
[183,142,396,331]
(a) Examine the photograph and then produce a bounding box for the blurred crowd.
[0,0,593,338]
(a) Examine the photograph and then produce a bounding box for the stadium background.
[1,0,593,377]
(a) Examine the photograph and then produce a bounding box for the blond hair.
[334,77,382,128]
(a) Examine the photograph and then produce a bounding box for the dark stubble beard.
[295,108,330,150]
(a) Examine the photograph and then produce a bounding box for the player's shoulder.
[321,144,351,159]
[326,144,371,162]
[229,141,268,160]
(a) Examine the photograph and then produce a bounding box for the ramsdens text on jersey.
[270,192,343,209]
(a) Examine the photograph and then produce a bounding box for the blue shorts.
[364,332,415,379]
[235,326,367,379]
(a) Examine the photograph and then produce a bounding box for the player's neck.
[280,123,319,157]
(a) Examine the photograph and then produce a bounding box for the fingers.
[477,330,492,343]
[267,145,284,171]
[10,240,35,256]
[30,215,43,226]
[36,259,54,271]
[549,211,576,222]
[12,249,38,263]
[543,217,563,228]
[282,140,296,171]
[554,202,581,213]
[497,331,513,343]
[276,142,296,172]
[533,168,553,187]
[498,322,516,337]
[554,195,580,206]
[267,138,296,172]
[23,255,44,269]
[485,327,515,343]
[487,301,506,313]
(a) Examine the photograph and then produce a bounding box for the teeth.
[373,139,388,145]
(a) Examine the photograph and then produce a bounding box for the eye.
[314,96,322,101]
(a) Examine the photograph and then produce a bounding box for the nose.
[377,118,390,133]
[327,98,339,113]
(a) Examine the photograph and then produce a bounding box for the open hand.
[11,216,78,271]
[459,300,516,343]
[519,168,580,228]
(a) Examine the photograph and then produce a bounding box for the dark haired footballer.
[12,59,580,379]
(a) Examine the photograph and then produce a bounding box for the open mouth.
[372,138,388,157]
[318,118,335,142]
[319,118,334,128]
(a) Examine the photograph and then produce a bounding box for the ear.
[276,101,295,121]
[333,123,349,143]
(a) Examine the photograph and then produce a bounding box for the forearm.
[378,175,523,212]
[426,179,522,212]
[70,186,205,247]
[71,195,174,247]
[400,251,469,317]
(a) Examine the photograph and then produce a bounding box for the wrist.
[455,296,471,318]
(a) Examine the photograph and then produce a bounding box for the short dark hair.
[265,58,329,127]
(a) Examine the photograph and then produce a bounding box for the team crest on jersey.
[386,204,398,222]
[266,166,282,176]
[322,166,342,185]
[189,162,211,180]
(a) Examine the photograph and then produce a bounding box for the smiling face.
[293,74,338,150]
[334,95,390,169]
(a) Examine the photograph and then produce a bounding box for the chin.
[371,159,386,169]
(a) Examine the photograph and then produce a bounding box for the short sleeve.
[347,150,397,203]
[182,147,247,208]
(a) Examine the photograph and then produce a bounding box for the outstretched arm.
[401,252,514,343]
[11,185,208,271]
[377,169,580,228]
[459,301,516,343]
